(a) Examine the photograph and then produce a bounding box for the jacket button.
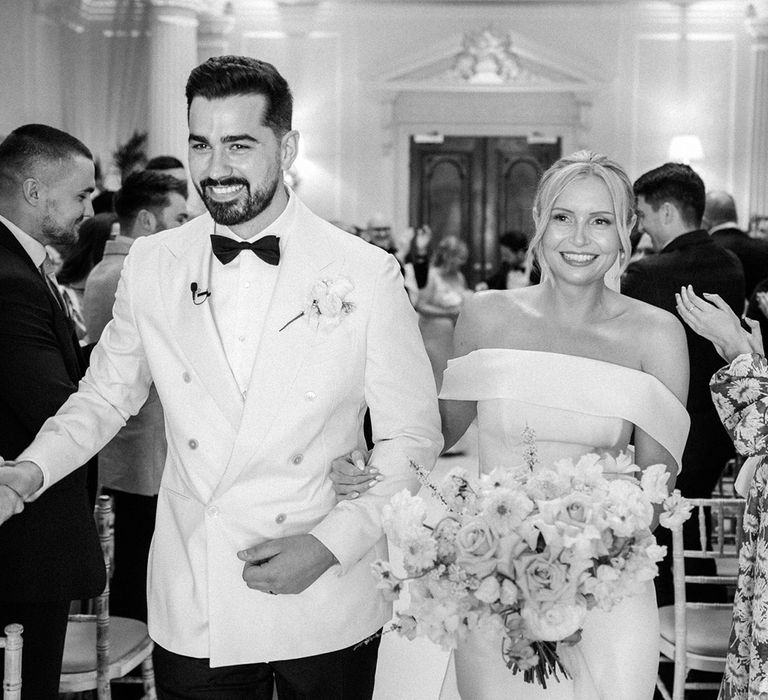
[189,439,199,449]
[304,391,317,401]
[275,513,286,524]
[291,454,303,465]
[207,506,219,517]
[182,372,191,383]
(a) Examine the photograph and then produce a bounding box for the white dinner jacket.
[20,195,442,666]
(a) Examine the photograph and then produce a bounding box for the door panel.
[410,136,560,286]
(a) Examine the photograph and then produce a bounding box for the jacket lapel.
[212,210,336,498]
[159,216,243,432]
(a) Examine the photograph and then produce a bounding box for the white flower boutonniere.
[280,276,356,332]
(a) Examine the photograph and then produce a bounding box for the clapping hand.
[756,291,768,320]
[238,534,338,595]
[329,449,382,500]
[676,285,763,362]
[414,225,432,255]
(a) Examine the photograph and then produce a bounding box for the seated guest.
[704,189,768,299]
[55,212,116,344]
[83,169,187,621]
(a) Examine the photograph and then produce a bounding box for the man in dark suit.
[0,124,106,697]
[704,189,768,299]
[622,162,745,608]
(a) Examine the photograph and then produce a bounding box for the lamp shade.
[667,135,704,164]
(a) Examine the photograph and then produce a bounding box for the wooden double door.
[409,136,560,286]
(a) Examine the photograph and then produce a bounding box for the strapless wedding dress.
[438,349,689,700]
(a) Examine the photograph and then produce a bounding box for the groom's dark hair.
[0,124,92,185]
[185,56,293,137]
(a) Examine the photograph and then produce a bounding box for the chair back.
[669,496,743,698]
[1,623,23,700]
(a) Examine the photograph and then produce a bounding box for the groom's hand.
[238,534,338,595]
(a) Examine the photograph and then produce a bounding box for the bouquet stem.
[514,641,572,688]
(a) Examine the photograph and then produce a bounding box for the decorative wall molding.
[373,27,602,95]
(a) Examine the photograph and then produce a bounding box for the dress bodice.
[440,348,689,474]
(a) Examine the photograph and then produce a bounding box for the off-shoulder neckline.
[452,348,679,401]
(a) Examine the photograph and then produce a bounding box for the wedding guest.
[83,169,187,623]
[416,235,470,391]
[704,190,768,299]
[675,285,766,700]
[0,123,105,697]
[403,224,433,289]
[478,229,529,291]
[146,155,187,183]
[55,212,115,344]
[622,162,745,607]
[0,56,441,698]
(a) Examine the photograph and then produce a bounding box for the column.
[147,0,202,161]
[747,0,768,219]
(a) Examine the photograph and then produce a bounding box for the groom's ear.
[280,130,300,172]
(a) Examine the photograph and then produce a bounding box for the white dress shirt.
[0,214,46,268]
[208,193,296,396]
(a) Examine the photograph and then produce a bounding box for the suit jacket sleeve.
[310,255,443,574]
[621,259,657,306]
[18,242,154,490]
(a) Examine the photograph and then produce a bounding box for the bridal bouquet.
[373,430,691,688]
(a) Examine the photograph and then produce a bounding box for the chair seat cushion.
[659,605,732,657]
[61,616,151,674]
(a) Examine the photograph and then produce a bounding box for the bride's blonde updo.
[528,150,635,284]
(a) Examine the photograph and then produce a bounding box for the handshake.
[0,459,43,526]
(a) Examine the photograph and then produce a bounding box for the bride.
[333,151,690,699]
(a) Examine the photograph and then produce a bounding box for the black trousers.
[153,633,381,700]
[102,488,158,622]
[0,599,71,699]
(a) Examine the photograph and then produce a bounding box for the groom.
[0,55,442,697]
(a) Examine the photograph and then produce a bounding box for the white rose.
[317,291,343,316]
[521,601,586,641]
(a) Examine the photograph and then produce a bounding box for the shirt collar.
[0,213,47,268]
[212,186,296,247]
[709,222,740,234]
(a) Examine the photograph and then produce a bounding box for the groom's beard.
[197,174,280,227]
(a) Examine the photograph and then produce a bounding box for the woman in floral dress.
[677,284,768,699]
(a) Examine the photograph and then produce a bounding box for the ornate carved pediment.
[375,27,601,94]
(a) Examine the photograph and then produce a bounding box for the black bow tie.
[210,234,281,266]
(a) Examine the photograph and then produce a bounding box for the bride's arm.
[330,295,481,499]
[440,299,478,451]
[635,308,690,528]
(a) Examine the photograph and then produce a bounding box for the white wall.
[0,0,754,227]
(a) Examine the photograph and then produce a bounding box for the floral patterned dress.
[710,353,768,699]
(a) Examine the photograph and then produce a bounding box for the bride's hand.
[329,449,381,500]
[675,285,763,362]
